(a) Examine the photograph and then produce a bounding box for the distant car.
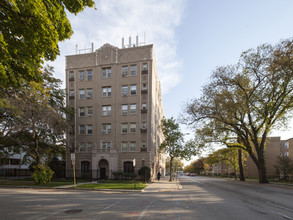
[188,173,196,176]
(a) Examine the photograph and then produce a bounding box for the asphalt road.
[0,176,292,219]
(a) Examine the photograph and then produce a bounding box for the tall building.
[65,42,165,180]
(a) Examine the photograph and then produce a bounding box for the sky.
[49,0,293,158]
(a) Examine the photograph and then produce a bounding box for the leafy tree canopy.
[0,0,95,88]
[0,66,72,167]
[183,38,293,183]
[159,117,197,181]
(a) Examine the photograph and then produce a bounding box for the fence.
[0,168,31,179]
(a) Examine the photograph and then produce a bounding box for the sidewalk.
[142,176,182,192]
[54,177,182,192]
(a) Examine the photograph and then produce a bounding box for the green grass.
[77,182,147,190]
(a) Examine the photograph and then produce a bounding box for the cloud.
[50,0,186,94]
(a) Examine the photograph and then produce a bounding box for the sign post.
[133,158,136,189]
[71,153,76,187]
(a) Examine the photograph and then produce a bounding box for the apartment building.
[210,136,292,179]
[280,138,292,158]
[65,43,165,180]
[245,137,280,178]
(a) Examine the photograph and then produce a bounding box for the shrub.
[32,164,54,184]
[112,171,137,180]
[138,166,151,182]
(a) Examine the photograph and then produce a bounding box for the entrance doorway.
[98,159,109,179]
[100,167,106,179]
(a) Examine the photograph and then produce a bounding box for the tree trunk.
[238,149,245,181]
[169,156,173,182]
[258,157,269,183]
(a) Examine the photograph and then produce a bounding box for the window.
[121,105,128,115]
[10,159,20,165]
[123,161,134,173]
[130,65,137,76]
[121,142,128,152]
[130,104,136,114]
[87,107,93,116]
[87,88,92,99]
[285,152,289,156]
[79,107,85,117]
[142,63,148,70]
[122,66,128,76]
[130,123,136,133]
[87,142,92,152]
[81,161,90,173]
[79,125,85,134]
[79,143,85,152]
[142,103,147,110]
[70,89,74,96]
[130,142,136,151]
[79,89,85,99]
[87,70,92,80]
[102,87,111,97]
[285,142,289,149]
[79,71,85,81]
[70,71,74,79]
[130,85,136,95]
[142,122,147,129]
[87,124,93,134]
[121,123,128,134]
[102,124,111,134]
[102,142,111,150]
[102,105,111,116]
[141,141,146,148]
[142,83,147,91]
[102,67,111,78]
[122,86,128,96]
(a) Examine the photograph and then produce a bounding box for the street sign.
[71,153,75,161]
[72,160,75,165]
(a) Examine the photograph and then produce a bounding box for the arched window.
[81,161,90,173]
[123,161,134,173]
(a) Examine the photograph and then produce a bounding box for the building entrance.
[98,159,109,179]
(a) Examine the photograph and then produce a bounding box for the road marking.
[102,201,121,210]
[272,211,293,220]
[268,203,293,212]
[137,201,154,220]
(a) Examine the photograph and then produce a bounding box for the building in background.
[210,136,292,179]
[0,151,31,178]
[65,41,165,180]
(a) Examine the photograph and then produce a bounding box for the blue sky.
[50,0,293,141]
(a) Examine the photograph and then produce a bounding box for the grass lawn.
[77,182,147,190]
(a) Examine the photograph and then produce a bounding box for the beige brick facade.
[65,44,165,180]
[211,136,292,179]
[245,137,280,178]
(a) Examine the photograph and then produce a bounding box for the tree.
[274,156,293,181]
[0,67,71,182]
[193,159,207,175]
[0,0,95,89]
[183,162,196,173]
[159,117,197,181]
[206,148,247,180]
[183,38,293,183]
[165,157,184,173]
